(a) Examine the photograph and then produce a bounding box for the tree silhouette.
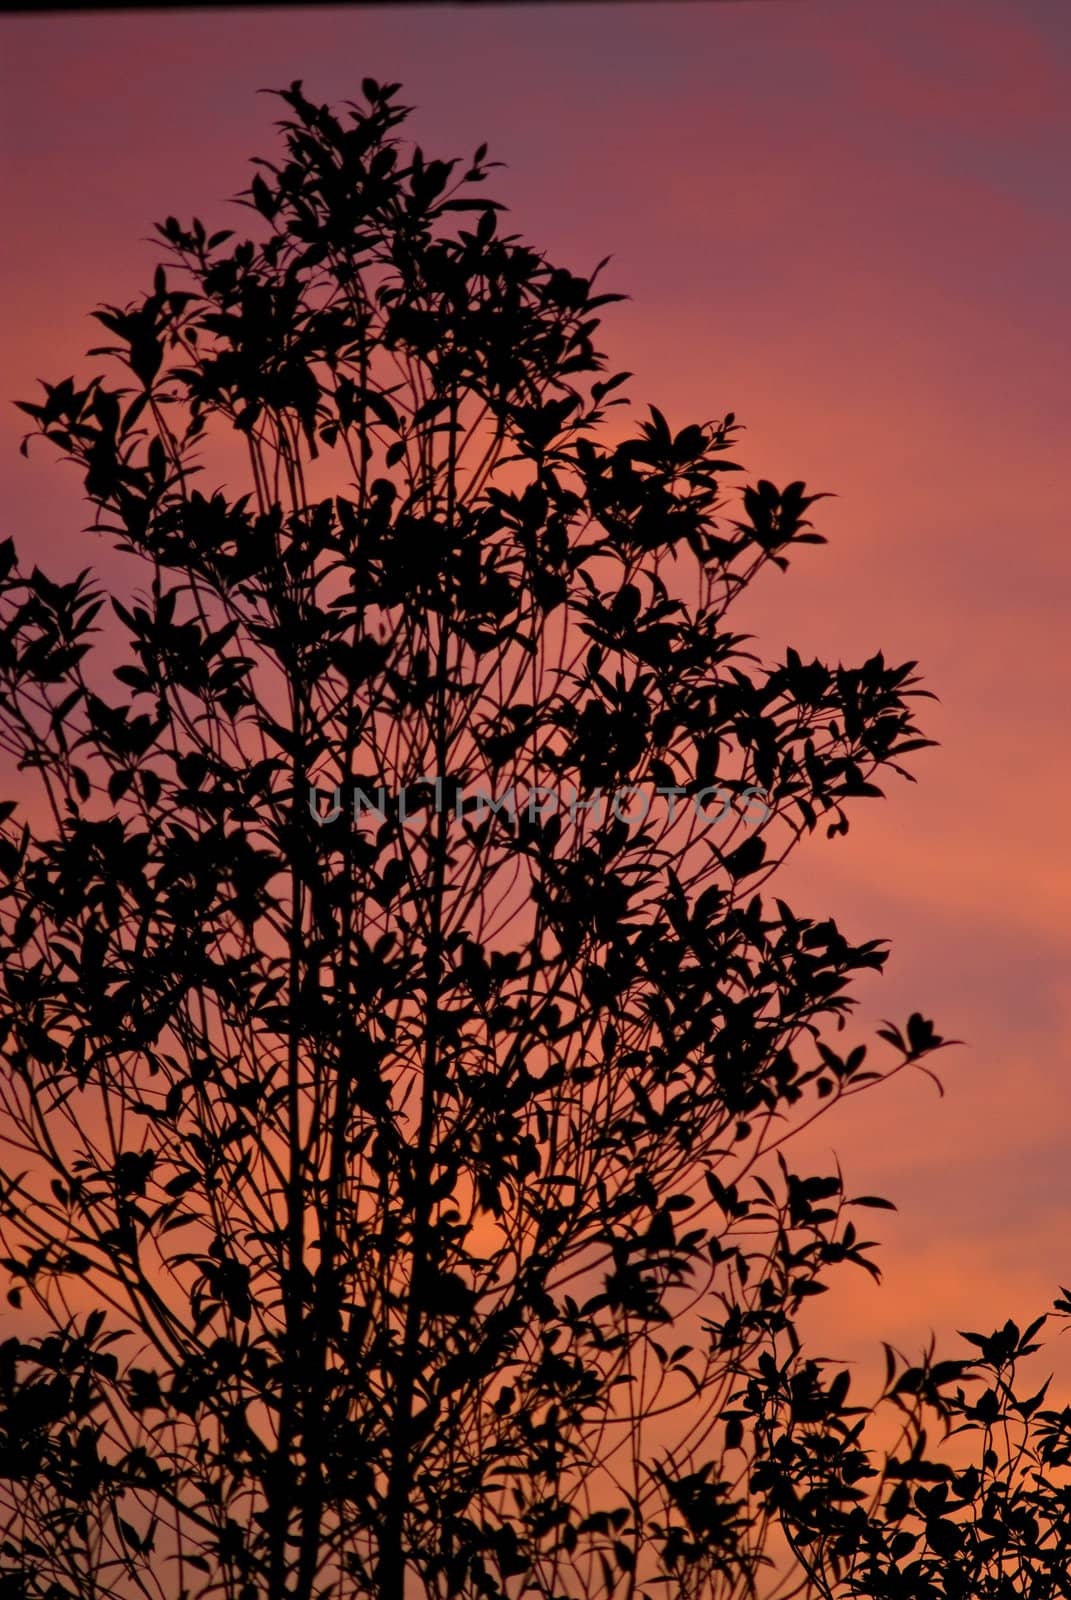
[2,77,1042,1600]
[763,1290,1071,1600]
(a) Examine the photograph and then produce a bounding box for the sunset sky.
[2,0,1069,1398]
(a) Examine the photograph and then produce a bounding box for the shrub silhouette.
[765,1298,1071,1600]
[4,77,1058,1600]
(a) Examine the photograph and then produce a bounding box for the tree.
[0,78,965,1600]
[762,1291,1071,1600]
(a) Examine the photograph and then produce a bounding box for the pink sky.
[2,0,1070,1395]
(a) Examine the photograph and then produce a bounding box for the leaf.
[723,835,766,879]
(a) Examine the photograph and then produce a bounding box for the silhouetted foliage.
[764,1295,1071,1600]
[3,78,1059,1600]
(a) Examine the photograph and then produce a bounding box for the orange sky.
[2,0,1070,1403]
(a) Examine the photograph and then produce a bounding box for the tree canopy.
[1,78,1066,1600]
